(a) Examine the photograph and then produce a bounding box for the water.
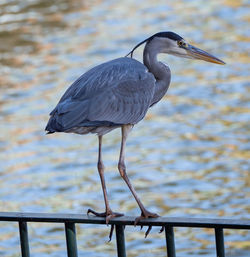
[0,0,249,256]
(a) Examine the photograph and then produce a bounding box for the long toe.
[145,226,152,238]
[108,225,115,242]
[87,208,107,217]
[87,209,124,224]
[159,226,164,233]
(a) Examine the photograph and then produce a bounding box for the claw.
[108,224,115,242]
[159,226,164,233]
[134,209,159,238]
[145,226,152,238]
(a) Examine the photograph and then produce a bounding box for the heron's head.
[127,31,225,65]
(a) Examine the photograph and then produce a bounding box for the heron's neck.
[143,41,171,106]
[143,42,169,81]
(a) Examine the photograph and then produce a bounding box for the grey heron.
[46,31,225,228]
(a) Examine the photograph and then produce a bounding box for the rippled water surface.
[0,0,249,256]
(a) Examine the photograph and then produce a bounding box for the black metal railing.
[0,212,249,257]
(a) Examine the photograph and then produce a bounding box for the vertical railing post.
[19,221,30,257]
[215,227,225,257]
[115,225,126,257]
[65,222,78,257]
[165,226,176,257]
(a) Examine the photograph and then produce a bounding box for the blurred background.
[0,0,249,256]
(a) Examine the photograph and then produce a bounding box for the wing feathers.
[46,57,156,132]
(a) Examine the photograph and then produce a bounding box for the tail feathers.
[45,114,122,134]
[45,116,64,133]
[46,131,55,134]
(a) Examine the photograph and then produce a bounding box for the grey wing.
[46,57,156,132]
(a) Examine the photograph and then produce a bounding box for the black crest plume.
[125,31,183,58]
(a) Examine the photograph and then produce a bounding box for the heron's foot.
[87,208,124,224]
[135,209,160,225]
[135,209,160,238]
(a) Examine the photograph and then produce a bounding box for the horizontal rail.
[0,212,249,229]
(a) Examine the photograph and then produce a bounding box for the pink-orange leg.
[87,135,123,224]
[118,125,159,227]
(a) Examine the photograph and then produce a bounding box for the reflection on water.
[0,0,249,256]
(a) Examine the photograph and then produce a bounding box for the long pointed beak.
[186,44,225,65]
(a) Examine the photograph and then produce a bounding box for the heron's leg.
[87,135,123,224]
[118,125,159,225]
